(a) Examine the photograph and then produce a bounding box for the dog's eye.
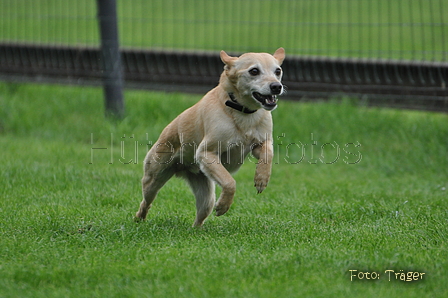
[275,68,282,76]
[249,68,260,76]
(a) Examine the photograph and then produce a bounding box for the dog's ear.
[273,48,285,65]
[220,50,237,67]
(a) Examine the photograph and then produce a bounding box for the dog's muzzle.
[252,82,283,110]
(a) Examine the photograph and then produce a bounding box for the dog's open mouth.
[252,92,278,109]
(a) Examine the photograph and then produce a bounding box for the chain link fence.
[1,0,447,111]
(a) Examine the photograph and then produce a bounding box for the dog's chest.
[231,115,270,145]
[225,124,267,146]
[244,129,266,144]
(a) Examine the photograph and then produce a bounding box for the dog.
[135,48,285,226]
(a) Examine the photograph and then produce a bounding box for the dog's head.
[220,48,285,111]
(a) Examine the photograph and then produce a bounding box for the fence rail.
[1,43,447,111]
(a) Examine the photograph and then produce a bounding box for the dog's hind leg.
[185,171,216,227]
[136,163,174,221]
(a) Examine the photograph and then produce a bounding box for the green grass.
[1,0,447,60]
[0,82,447,297]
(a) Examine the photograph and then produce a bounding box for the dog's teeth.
[266,96,276,104]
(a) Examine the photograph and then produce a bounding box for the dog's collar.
[225,93,257,114]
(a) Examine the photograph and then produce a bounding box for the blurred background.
[2,0,447,59]
[1,0,447,112]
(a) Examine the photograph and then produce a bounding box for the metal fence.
[1,0,447,111]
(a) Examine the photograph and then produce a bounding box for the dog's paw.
[215,202,231,216]
[134,216,145,223]
[255,184,266,194]
[254,176,269,193]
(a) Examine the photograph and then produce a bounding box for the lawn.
[0,82,447,297]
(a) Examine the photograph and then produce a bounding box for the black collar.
[225,93,257,114]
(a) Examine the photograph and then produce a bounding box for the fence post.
[96,0,124,118]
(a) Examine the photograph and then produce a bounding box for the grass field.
[0,82,447,297]
[1,0,447,60]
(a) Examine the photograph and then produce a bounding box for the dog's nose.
[270,82,283,95]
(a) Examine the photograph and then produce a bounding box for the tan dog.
[135,48,285,226]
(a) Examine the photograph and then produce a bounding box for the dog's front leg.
[196,144,236,216]
[252,140,273,193]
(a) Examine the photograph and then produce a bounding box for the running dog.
[135,48,285,226]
